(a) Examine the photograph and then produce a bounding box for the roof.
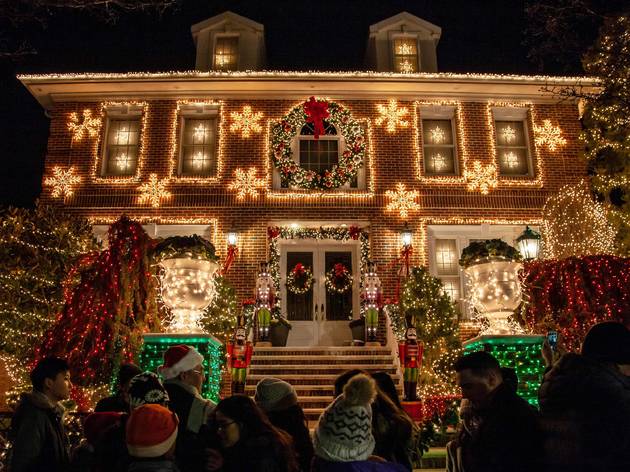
[190,10,264,37]
[369,11,441,39]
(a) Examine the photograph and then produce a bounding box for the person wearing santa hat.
[159,344,216,472]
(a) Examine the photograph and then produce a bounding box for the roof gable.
[191,10,264,37]
[369,11,441,39]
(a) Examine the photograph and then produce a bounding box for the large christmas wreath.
[271,96,366,190]
[286,263,314,295]
[325,263,353,294]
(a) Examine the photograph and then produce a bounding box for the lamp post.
[516,226,541,260]
[400,222,413,248]
[223,224,239,274]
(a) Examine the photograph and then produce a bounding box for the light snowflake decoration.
[115,153,133,171]
[193,124,208,141]
[191,152,206,170]
[431,153,447,172]
[534,119,567,151]
[430,126,446,143]
[44,166,81,199]
[398,43,414,55]
[385,183,421,219]
[375,99,409,133]
[465,161,498,195]
[228,167,266,200]
[400,60,415,73]
[67,109,101,141]
[503,151,520,169]
[501,125,516,143]
[137,174,172,208]
[230,105,263,138]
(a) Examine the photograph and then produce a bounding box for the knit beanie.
[314,373,377,462]
[582,321,630,364]
[128,372,170,410]
[254,378,298,412]
[158,345,204,380]
[83,412,124,445]
[126,404,178,458]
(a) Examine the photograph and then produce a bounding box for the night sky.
[0,0,582,207]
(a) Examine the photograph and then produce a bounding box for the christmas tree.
[199,275,239,344]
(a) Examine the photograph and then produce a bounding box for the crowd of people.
[6,321,630,472]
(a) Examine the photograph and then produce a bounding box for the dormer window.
[393,37,418,73]
[214,36,238,71]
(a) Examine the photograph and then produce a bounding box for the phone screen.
[547,330,558,350]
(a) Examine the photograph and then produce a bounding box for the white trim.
[492,108,534,177]
[177,104,219,177]
[212,34,240,71]
[100,105,142,177]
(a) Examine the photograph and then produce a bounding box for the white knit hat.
[254,378,298,412]
[313,373,376,462]
[158,344,204,380]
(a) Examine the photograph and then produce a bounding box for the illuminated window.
[214,37,238,71]
[179,117,217,176]
[435,239,459,275]
[494,120,532,176]
[103,117,140,176]
[393,38,418,73]
[422,119,456,175]
[442,279,461,303]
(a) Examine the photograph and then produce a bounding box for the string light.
[464,161,498,195]
[502,151,520,169]
[385,183,421,219]
[375,99,409,132]
[230,105,263,138]
[534,119,567,151]
[429,126,445,143]
[44,166,81,199]
[67,109,101,141]
[228,167,266,200]
[137,174,172,208]
[501,125,516,143]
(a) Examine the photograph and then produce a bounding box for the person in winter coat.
[312,373,408,472]
[9,356,72,472]
[454,351,541,472]
[539,321,630,472]
[95,363,142,413]
[206,394,299,472]
[126,403,179,472]
[254,378,314,472]
[70,411,124,472]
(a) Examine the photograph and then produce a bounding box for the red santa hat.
[158,344,204,380]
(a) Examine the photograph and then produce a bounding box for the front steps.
[245,346,401,425]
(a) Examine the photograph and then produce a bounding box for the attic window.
[393,38,418,73]
[214,36,238,71]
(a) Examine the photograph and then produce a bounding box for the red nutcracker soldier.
[226,312,253,394]
[255,261,276,343]
[398,315,424,401]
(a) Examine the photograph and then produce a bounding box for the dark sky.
[0,0,581,207]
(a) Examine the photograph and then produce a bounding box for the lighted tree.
[399,267,462,399]
[199,275,239,344]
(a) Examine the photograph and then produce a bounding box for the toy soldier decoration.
[255,261,275,343]
[226,312,253,394]
[362,261,382,344]
[398,314,424,401]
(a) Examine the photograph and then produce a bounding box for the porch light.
[516,226,541,260]
[400,222,413,247]
[227,225,238,247]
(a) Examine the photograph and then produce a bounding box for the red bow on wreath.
[333,263,348,279]
[304,96,329,140]
[292,263,306,276]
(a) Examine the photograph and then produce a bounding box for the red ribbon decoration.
[304,96,329,140]
[221,245,238,275]
[292,263,306,275]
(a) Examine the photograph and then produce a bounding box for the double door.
[280,242,358,346]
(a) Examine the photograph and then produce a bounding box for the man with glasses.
[159,344,216,472]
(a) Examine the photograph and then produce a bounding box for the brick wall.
[41,97,586,302]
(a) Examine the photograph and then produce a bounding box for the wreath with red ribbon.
[271,96,366,190]
[325,263,353,295]
[286,263,314,295]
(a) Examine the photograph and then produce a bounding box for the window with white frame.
[392,37,419,73]
[428,224,528,319]
[423,119,457,175]
[102,107,142,176]
[493,108,533,176]
[214,36,238,71]
[178,107,218,176]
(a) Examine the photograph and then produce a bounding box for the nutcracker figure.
[255,261,275,343]
[226,312,253,394]
[398,315,424,401]
[362,261,383,344]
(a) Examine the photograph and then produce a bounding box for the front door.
[280,241,358,346]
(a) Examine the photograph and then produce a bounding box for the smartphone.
[547,330,558,351]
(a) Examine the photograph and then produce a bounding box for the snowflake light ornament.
[67,109,101,141]
[137,174,171,208]
[503,151,520,169]
[385,183,421,219]
[501,125,516,143]
[228,167,266,200]
[430,126,446,143]
[534,119,567,151]
[465,161,498,195]
[375,99,409,133]
[230,105,263,138]
[44,166,81,199]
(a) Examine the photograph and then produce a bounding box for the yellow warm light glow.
[385,183,421,219]
[502,125,516,143]
[465,161,498,195]
[137,174,172,208]
[193,124,207,140]
[44,166,81,199]
[228,167,266,200]
[375,99,409,133]
[67,109,101,141]
[503,151,520,169]
[230,105,263,138]
[430,126,445,143]
[534,119,567,151]
[400,60,414,73]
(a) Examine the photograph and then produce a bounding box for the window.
[299,122,339,175]
[214,36,238,71]
[393,37,418,73]
[180,117,217,176]
[102,112,141,176]
[493,109,532,176]
[423,119,456,175]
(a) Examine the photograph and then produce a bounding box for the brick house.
[19,11,593,349]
